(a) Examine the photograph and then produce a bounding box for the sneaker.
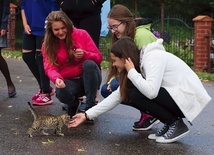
[134,113,153,126]
[148,124,169,140]
[32,93,53,106]
[156,118,190,143]
[32,90,41,101]
[32,87,55,102]
[78,102,97,112]
[49,87,55,96]
[62,104,69,111]
[132,117,160,131]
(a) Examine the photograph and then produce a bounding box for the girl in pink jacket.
[42,11,102,117]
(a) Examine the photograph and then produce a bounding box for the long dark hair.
[107,4,136,82]
[110,37,141,102]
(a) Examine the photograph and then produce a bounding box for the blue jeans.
[101,77,119,98]
[56,60,101,108]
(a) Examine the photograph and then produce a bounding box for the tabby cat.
[27,102,71,137]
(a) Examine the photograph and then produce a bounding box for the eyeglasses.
[107,22,123,31]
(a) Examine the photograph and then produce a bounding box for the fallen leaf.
[14,131,20,135]
[42,139,54,145]
[77,147,86,152]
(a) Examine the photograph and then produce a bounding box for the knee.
[22,51,34,63]
[109,78,119,91]
[101,84,111,98]
[83,60,96,69]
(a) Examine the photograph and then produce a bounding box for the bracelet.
[84,112,89,120]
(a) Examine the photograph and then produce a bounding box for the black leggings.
[129,87,185,125]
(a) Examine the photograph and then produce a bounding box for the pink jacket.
[42,27,102,83]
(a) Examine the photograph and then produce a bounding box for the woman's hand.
[125,57,135,72]
[0,29,6,36]
[67,113,87,128]
[73,48,84,59]
[24,24,31,35]
[107,84,112,92]
[55,78,66,88]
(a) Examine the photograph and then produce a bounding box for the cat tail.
[28,102,38,120]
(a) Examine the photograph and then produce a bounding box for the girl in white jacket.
[68,37,211,143]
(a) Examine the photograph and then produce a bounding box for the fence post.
[6,3,17,50]
[193,15,213,72]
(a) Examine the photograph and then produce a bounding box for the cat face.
[60,114,71,125]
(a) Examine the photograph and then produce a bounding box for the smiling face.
[52,21,68,40]
[107,18,126,39]
[110,53,125,72]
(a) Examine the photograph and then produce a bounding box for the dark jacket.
[56,0,106,18]
[0,0,10,30]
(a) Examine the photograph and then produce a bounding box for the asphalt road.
[0,58,214,155]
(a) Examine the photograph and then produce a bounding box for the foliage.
[2,50,22,60]
[164,41,194,67]
[112,0,214,21]
[99,34,111,61]
[196,71,214,81]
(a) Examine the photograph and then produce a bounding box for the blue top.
[21,0,59,36]
[100,0,110,37]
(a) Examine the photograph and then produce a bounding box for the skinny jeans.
[55,60,101,106]
[129,87,185,125]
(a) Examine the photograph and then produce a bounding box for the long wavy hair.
[43,11,74,66]
[110,37,141,102]
[107,4,136,82]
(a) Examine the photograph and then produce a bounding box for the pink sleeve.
[41,44,63,83]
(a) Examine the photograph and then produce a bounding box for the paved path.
[0,58,214,155]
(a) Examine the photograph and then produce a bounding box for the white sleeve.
[127,51,166,99]
[86,87,121,120]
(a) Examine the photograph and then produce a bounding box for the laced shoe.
[32,90,41,101]
[148,124,169,140]
[32,93,53,106]
[156,118,190,143]
[132,117,160,131]
[32,87,55,102]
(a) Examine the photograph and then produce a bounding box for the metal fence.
[151,16,194,67]
[99,16,195,68]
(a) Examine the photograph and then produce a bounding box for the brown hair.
[107,4,136,44]
[110,37,140,102]
[107,4,136,82]
[43,11,74,66]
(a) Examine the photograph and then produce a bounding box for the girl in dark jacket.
[56,0,106,48]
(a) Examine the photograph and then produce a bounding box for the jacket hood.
[136,23,151,31]
[143,39,165,53]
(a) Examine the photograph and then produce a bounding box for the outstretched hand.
[125,58,135,72]
[67,113,87,128]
